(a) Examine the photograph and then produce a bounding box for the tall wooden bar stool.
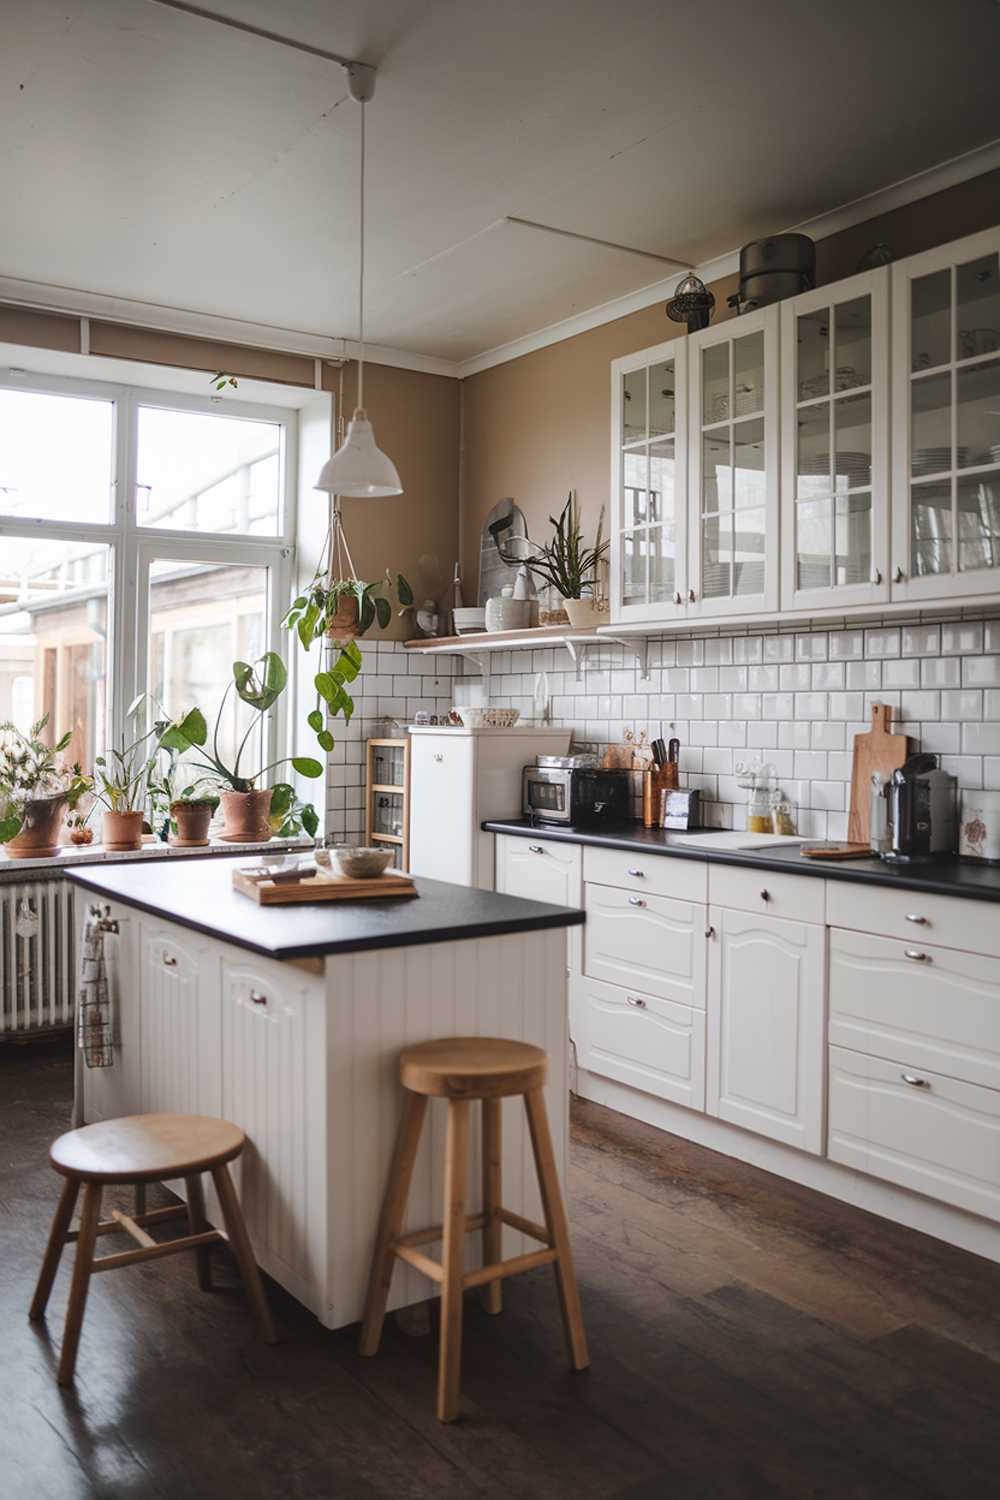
[360,1037,589,1422]
[30,1113,277,1385]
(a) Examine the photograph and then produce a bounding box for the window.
[0,372,296,788]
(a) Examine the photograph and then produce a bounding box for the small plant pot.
[562,596,601,629]
[69,827,94,846]
[169,801,215,848]
[4,793,68,860]
[326,594,362,644]
[218,788,273,843]
[102,809,144,852]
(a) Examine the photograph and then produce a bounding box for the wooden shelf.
[371,784,406,795]
[404,625,604,652]
[371,832,403,845]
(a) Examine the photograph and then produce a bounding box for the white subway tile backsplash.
[943,622,984,655]
[704,639,733,666]
[986,691,1000,720]
[796,632,828,661]
[985,757,1000,788]
[941,688,983,720]
[963,722,1000,755]
[883,659,921,688]
[719,721,748,747]
[780,663,812,690]
[865,627,901,658]
[921,657,961,688]
[963,656,1000,686]
[718,665,748,692]
[731,693,763,720]
[828,630,864,660]
[662,667,690,692]
[691,666,719,692]
[676,641,704,666]
[762,692,795,719]
[812,661,845,690]
[779,721,811,750]
[900,690,939,720]
[986,622,1000,653]
[794,751,828,779]
[747,722,778,748]
[919,722,961,754]
[902,624,941,657]
[748,664,779,692]
[811,721,846,750]
[846,660,882,690]
[763,636,794,663]
[794,692,828,720]
[733,637,763,665]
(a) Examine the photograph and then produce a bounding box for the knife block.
[643,764,678,828]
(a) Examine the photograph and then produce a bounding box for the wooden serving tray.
[233,867,418,904]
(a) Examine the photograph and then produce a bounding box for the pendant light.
[316,82,402,498]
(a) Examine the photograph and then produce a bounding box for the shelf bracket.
[564,636,649,683]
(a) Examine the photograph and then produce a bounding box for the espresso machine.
[883,753,957,862]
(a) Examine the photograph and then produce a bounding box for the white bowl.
[453,607,486,635]
[327,846,394,880]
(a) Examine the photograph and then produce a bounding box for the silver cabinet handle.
[250,990,267,1006]
[528,844,544,854]
[626,867,645,878]
[433,753,444,763]
[626,994,647,1009]
[760,889,770,902]
[905,913,928,925]
[705,925,715,938]
[673,591,683,605]
[628,896,645,907]
[893,565,905,583]
[688,589,696,603]
[905,949,929,962]
[901,1071,929,1088]
[871,568,883,585]
[163,954,177,968]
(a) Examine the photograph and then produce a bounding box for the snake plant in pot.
[515,492,609,628]
[162,652,322,842]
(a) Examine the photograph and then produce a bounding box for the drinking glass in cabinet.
[834,494,872,586]
[702,513,732,599]
[649,525,677,600]
[957,357,1000,467]
[834,392,872,490]
[797,498,833,590]
[732,332,765,417]
[910,482,953,576]
[622,367,647,444]
[956,253,1000,361]
[833,297,871,389]
[956,476,1000,573]
[703,343,729,422]
[796,402,830,495]
[703,430,731,510]
[911,373,952,474]
[911,268,950,371]
[374,792,404,837]
[797,308,829,399]
[648,360,677,438]
[733,419,765,508]
[733,510,765,597]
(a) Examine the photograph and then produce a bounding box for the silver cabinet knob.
[626,994,647,1009]
[901,1071,930,1088]
[433,753,444,763]
[871,568,883,585]
[250,990,267,1006]
[905,913,928,925]
[760,889,770,902]
[163,954,177,968]
[904,949,929,962]
[628,896,645,907]
[893,565,905,583]
[673,591,683,605]
[705,925,715,939]
[688,589,696,603]
[528,845,544,854]
[626,867,645,878]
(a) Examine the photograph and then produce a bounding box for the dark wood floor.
[3,1040,1000,1499]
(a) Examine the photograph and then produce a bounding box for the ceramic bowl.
[453,607,487,634]
[328,846,394,880]
[456,705,484,728]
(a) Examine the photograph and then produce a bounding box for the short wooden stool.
[30,1112,277,1384]
[360,1037,589,1422]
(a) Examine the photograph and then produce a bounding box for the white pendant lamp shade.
[315,411,402,497]
[315,93,403,500]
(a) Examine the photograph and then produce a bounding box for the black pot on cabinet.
[728,233,815,314]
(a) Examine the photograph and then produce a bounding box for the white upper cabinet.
[610,338,688,623]
[688,306,780,619]
[891,227,1000,603]
[780,268,890,611]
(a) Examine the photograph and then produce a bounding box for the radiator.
[0,878,76,1036]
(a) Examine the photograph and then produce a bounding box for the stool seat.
[50,1113,245,1184]
[399,1036,548,1100]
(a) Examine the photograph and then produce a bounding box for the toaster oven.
[522,762,631,827]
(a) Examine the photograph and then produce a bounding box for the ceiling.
[2,0,999,367]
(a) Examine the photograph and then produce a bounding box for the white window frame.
[0,368,297,770]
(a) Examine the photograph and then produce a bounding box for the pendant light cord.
[357,97,365,416]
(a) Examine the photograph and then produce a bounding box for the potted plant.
[517,492,609,628]
[0,718,91,859]
[163,652,322,842]
[149,765,220,847]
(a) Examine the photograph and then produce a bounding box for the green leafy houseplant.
[0,717,91,849]
[518,492,609,602]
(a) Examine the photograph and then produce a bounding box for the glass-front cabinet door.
[610,339,688,623]
[780,268,889,610]
[892,227,1000,603]
[687,306,779,618]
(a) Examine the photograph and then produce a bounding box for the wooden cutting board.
[233,867,418,905]
[847,703,909,845]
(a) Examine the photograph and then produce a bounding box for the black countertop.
[484,818,1000,904]
[67,856,584,960]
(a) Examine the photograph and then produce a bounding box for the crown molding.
[455,135,1000,378]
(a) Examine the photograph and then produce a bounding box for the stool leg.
[359,1091,428,1357]
[438,1098,470,1423]
[210,1164,277,1345]
[29,1175,80,1322]
[481,1097,503,1315]
[57,1181,102,1385]
[524,1087,589,1372]
[184,1174,212,1292]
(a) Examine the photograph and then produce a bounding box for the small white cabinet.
[584,883,706,1008]
[707,905,826,1154]
[573,971,705,1110]
[79,896,141,1125]
[139,921,220,1118]
[495,834,582,908]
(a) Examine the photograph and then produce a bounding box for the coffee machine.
[884,753,957,862]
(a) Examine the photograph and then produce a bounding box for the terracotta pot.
[325,593,362,644]
[102,809,144,852]
[69,827,94,846]
[218,788,273,843]
[562,596,601,629]
[4,793,67,860]
[169,800,215,848]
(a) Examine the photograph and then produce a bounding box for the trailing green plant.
[511,492,609,600]
[161,652,322,838]
[0,717,91,844]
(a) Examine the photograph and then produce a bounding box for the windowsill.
[0,836,311,878]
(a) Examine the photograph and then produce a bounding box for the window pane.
[649,440,675,527]
[733,419,765,508]
[797,308,830,400]
[834,296,871,390]
[702,513,731,600]
[797,498,832,591]
[834,393,871,491]
[733,508,765,597]
[648,360,676,438]
[732,333,764,418]
[910,482,953,577]
[911,373,952,475]
[957,254,1000,362]
[911,269,950,371]
[622,368,646,444]
[137,407,282,534]
[622,532,646,606]
[0,536,110,769]
[703,431,731,512]
[834,493,871,585]
[797,402,830,497]
[703,344,729,423]
[957,475,1000,573]
[623,449,648,524]
[957,357,1000,468]
[0,389,113,524]
[648,525,676,601]
[148,560,268,781]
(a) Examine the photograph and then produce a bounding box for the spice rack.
[365,738,411,870]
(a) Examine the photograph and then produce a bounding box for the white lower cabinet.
[584,883,706,1007]
[828,1045,1000,1223]
[572,972,705,1109]
[706,905,826,1154]
[80,896,142,1124]
[220,956,328,1313]
[495,835,582,908]
[139,922,221,1117]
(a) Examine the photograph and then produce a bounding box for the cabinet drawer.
[827,881,1000,960]
[828,1045,1000,1224]
[583,884,706,1008]
[495,835,582,908]
[572,972,705,1111]
[583,844,707,902]
[829,929,1000,1091]
[708,863,825,925]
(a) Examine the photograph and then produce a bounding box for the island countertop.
[67,855,585,960]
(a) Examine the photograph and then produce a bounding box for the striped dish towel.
[77,904,118,1071]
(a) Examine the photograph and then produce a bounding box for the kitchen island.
[67,857,584,1329]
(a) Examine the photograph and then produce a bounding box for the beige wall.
[459,166,1000,588]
